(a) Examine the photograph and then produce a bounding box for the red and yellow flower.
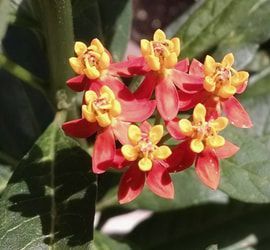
[67,38,132,92]
[112,29,202,121]
[114,122,174,204]
[62,81,156,174]
[179,53,252,128]
[167,103,239,189]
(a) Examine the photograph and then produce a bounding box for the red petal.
[133,72,157,99]
[174,58,189,72]
[215,140,239,159]
[146,161,174,199]
[189,59,204,77]
[178,89,209,111]
[222,96,253,128]
[112,120,130,145]
[118,164,145,204]
[120,99,156,122]
[67,75,88,92]
[156,77,179,120]
[101,76,135,102]
[166,118,185,140]
[195,149,220,190]
[236,82,247,94]
[112,149,128,169]
[167,140,196,172]
[204,97,220,120]
[109,56,149,77]
[140,121,152,133]
[170,69,204,93]
[62,118,99,138]
[92,127,115,174]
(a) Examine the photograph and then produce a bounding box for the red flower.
[166,103,239,189]
[62,80,156,174]
[114,122,174,204]
[111,29,203,121]
[67,38,132,92]
[179,53,253,128]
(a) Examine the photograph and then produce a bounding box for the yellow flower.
[140,29,180,72]
[203,53,249,99]
[82,86,121,127]
[121,124,172,171]
[69,39,110,79]
[179,103,228,153]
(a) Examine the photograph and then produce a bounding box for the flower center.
[82,86,121,127]
[213,66,231,87]
[137,135,157,159]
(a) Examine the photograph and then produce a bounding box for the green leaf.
[0,163,12,194]
[92,231,131,250]
[0,118,97,248]
[173,0,266,58]
[214,0,270,68]
[0,70,53,160]
[127,201,270,249]
[218,68,270,203]
[72,0,132,61]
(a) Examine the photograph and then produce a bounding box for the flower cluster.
[62,29,252,204]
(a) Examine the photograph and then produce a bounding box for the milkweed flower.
[167,103,239,189]
[179,53,252,128]
[114,122,174,204]
[67,38,131,92]
[112,29,202,121]
[62,81,156,174]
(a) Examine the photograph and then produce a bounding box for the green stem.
[36,0,74,107]
[0,53,46,94]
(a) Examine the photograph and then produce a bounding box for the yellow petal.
[231,71,249,87]
[128,125,142,145]
[85,90,97,104]
[99,52,110,70]
[171,37,180,56]
[110,99,121,117]
[153,29,166,41]
[149,125,163,144]
[69,57,84,74]
[193,103,206,124]
[141,39,150,56]
[204,76,216,92]
[74,41,87,56]
[100,85,115,100]
[204,55,216,75]
[138,157,152,171]
[217,84,236,99]
[179,119,193,136]
[91,38,104,53]
[153,145,172,160]
[209,117,228,132]
[222,53,234,67]
[190,139,204,153]
[96,113,111,127]
[82,105,96,122]
[164,52,177,68]
[84,66,100,79]
[207,135,225,148]
[146,55,160,71]
[121,145,138,161]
